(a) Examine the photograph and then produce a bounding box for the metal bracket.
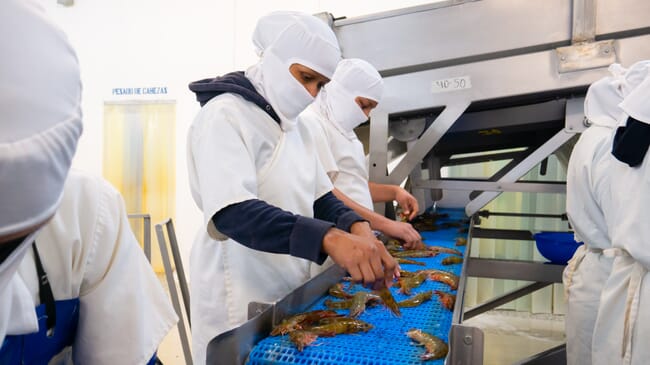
[564,97,587,133]
[389,117,426,142]
[313,12,334,28]
[248,301,274,320]
[556,0,616,73]
[448,325,484,365]
[387,101,470,185]
[556,40,616,73]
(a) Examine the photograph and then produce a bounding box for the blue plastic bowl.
[534,232,583,264]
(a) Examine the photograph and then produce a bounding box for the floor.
[464,310,566,365]
[159,325,186,365]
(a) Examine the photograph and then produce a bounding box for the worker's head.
[584,61,650,129]
[249,11,341,129]
[619,60,650,98]
[314,58,384,134]
[0,0,82,253]
[584,63,627,128]
[610,60,650,167]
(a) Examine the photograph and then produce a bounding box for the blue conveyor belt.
[248,208,468,365]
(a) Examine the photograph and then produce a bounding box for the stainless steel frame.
[205,1,650,363]
[464,129,575,216]
[335,0,650,216]
[335,0,649,76]
[127,213,151,261]
[464,282,553,320]
[451,215,567,364]
[155,219,193,365]
[206,265,347,365]
[466,258,565,283]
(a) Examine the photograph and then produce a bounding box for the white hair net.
[0,0,83,237]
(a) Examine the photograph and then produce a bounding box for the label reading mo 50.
[431,76,472,93]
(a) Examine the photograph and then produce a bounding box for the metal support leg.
[388,101,470,185]
[464,282,552,320]
[163,220,190,324]
[448,324,484,365]
[128,213,152,262]
[143,215,151,262]
[156,219,193,365]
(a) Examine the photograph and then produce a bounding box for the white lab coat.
[10,170,177,365]
[299,106,374,210]
[188,93,334,365]
[564,124,617,365]
[0,233,38,344]
[592,137,650,365]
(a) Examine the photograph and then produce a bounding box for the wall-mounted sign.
[111,87,168,96]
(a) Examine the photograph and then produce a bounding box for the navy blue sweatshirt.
[188,72,365,264]
[612,116,650,167]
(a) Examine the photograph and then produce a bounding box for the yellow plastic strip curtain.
[103,101,176,273]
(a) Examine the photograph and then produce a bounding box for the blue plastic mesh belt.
[248,209,467,365]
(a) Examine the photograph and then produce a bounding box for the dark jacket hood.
[188,71,280,124]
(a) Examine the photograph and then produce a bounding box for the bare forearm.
[368,182,398,203]
[332,188,392,232]
[332,189,422,245]
[369,182,420,220]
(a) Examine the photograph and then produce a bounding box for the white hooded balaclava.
[583,63,628,128]
[0,0,83,241]
[0,0,83,337]
[313,58,384,137]
[618,60,650,124]
[246,11,341,131]
[610,60,650,166]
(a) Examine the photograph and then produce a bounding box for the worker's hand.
[349,221,377,241]
[402,238,426,250]
[322,227,397,290]
[395,188,419,221]
[381,220,425,250]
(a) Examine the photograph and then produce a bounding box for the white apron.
[189,96,334,365]
[299,106,374,210]
[563,124,618,365]
[592,148,650,365]
[592,249,646,365]
[563,245,613,365]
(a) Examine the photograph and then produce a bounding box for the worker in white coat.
[563,64,628,365]
[0,0,83,349]
[5,171,179,365]
[187,12,397,364]
[299,58,423,248]
[0,1,177,363]
[592,60,650,365]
